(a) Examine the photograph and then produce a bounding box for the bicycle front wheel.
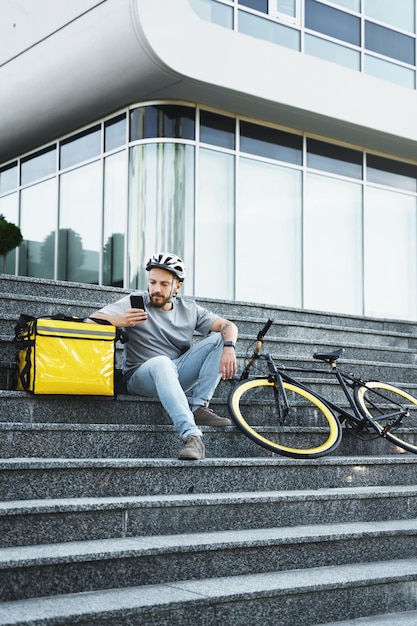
[228,377,342,458]
[355,382,417,454]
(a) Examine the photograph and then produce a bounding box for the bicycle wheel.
[228,377,342,458]
[354,382,417,454]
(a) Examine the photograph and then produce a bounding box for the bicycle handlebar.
[257,318,273,341]
[239,319,274,380]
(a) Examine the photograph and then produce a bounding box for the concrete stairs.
[1,275,417,624]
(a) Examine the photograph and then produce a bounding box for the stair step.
[1,559,417,625]
[2,484,417,548]
[320,610,417,625]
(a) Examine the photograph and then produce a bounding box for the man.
[91,252,238,461]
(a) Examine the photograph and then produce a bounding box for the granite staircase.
[1,275,417,625]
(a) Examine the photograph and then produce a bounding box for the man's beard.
[150,294,170,308]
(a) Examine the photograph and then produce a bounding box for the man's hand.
[219,349,237,380]
[125,307,147,327]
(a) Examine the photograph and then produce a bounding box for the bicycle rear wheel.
[355,382,417,454]
[228,377,342,458]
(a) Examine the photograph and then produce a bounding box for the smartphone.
[130,294,145,310]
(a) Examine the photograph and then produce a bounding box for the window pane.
[195,149,235,298]
[364,188,417,320]
[238,10,300,50]
[0,192,19,273]
[128,143,195,289]
[103,152,127,287]
[276,0,297,18]
[365,21,415,64]
[240,121,302,165]
[105,115,126,152]
[330,0,360,11]
[58,161,101,283]
[0,163,17,194]
[304,174,363,314]
[305,34,360,71]
[21,147,56,186]
[365,0,415,33]
[237,158,302,306]
[130,105,195,141]
[19,179,57,279]
[60,126,101,169]
[367,154,417,192]
[239,0,268,12]
[307,139,362,178]
[365,55,415,89]
[200,111,235,149]
[189,0,233,28]
[305,0,360,46]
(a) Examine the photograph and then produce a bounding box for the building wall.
[0,0,416,320]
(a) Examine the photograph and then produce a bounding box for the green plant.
[0,214,23,273]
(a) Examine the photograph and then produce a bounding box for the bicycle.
[227,319,417,458]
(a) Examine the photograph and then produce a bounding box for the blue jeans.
[126,333,223,441]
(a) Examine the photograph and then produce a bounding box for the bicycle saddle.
[313,347,345,364]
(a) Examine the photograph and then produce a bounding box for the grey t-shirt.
[98,292,219,379]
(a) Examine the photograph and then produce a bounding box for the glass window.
[304,174,363,314]
[128,143,195,289]
[19,179,57,279]
[21,147,56,186]
[130,105,195,141]
[330,0,360,10]
[364,188,417,320]
[274,0,298,21]
[195,149,235,298]
[236,158,302,306]
[305,34,360,70]
[105,115,126,152]
[367,154,417,193]
[305,0,361,46]
[365,0,415,33]
[239,0,268,12]
[365,54,415,89]
[307,139,363,178]
[189,0,233,28]
[58,161,102,283]
[0,192,19,273]
[238,10,300,50]
[365,21,415,65]
[60,126,101,169]
[240,121,302,165]
[103,151,127,287]
[200,111,235,149]
[0,163,18,194]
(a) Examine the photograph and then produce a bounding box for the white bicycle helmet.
[145,252,186,281]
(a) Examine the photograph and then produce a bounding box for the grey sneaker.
[193,406,232,427]
[178,435,205,460]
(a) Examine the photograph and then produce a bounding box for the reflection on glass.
[365,0,415,33]
[305,34,360,71]
[195,149,234,298]
[0,163,18,194]
[307,139,362,178]
[305,0,360,46]
[330,0,360,11]
[304,173,363,314]
[19,179,57,279]
[130,105,195,141]
[364,187,417,319]
[21,147,56,186]
[237,158,302,306]
[367,154,417,192]
[189,0,233,27]
[241,121,302,165]
[365,21,414,64]
[200,111,235,149]
[58,162,101,283]
[60,126,101,169]
[103,152,127,286]
[0,192,19,273]
[238,0,268,12]
[364,54,415,89]
[105,115,126,152]
[128,143,195,289]
[238,10,300,50]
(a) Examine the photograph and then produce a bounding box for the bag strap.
[14,313,128,344]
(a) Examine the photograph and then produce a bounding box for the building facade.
[0,0,416,320]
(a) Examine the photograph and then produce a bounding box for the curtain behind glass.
[128,143,195,290]
[237,158,302,306]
